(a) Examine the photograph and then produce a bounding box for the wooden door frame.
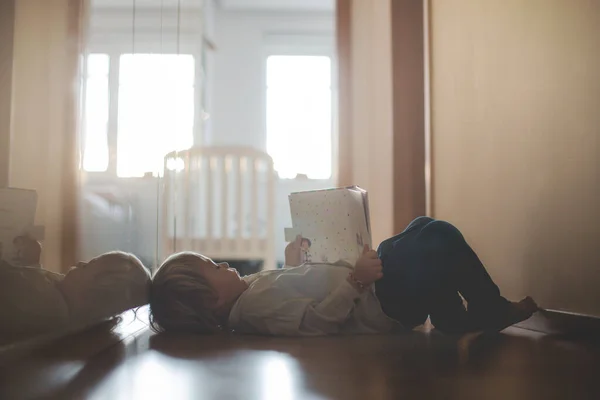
[336,0,431,234]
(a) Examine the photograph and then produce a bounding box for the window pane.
[87,53,109,77]
[266,56,332,179]
[267,55,331,88]
[119,54,195,86]
[82,54,109,172]
[117,54,195,178]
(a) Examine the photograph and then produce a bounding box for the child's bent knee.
[420,220,464,242]
[408,216,435,229]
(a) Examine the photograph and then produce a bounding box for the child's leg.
[426,288,470,333]
[414,220,513,331]
[377,216,434,260]
[377,217,472,332]
[375,216,436,329]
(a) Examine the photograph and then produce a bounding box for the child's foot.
[512,296,539,318]
[485,296,539,332]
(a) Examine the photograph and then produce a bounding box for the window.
[117,54,195,177]
[266,55,332,179]
[81,53,195,178]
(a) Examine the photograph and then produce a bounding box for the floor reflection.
[4,325,600,400]
[260,353,298,400]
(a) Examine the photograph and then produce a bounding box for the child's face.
[195,257,248,308]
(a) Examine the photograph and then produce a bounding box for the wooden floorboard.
[1,315,599,400]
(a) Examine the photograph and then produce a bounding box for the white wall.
[209,7,336,261]
[88,7,204,54]
[210,8,334,148]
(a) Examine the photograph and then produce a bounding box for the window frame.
[80,45,203,182]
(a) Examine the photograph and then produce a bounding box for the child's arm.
[284,235,303,267]
[12,235,42,267]
[234,246,383,336]
[233,280,361,336]
[0,267,70,339]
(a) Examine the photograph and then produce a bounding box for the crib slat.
[222,155,229,249]
[183,151,192,250]
[265,160,276,269]
[194,156,202,253]
[236,157,244,252]
[250,157,258,250]
[161,157,172,263]
[206,155,214,243]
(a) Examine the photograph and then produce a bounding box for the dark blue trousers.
[375,217,511,333]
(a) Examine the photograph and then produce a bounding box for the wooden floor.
[1,308,599,400]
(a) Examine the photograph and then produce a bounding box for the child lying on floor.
[0,236,151,342]
[149,217,538,336]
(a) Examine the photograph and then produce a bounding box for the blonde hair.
[73,251,151,323]
[149,252,224,334]
[92,251,150,300]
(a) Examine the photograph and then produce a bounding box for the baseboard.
[514,309,600,340]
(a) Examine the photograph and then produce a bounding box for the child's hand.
[352,244,383,287]
[12,235,42,267]
[285,235,303,267]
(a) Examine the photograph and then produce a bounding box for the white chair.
[161,146,276,270]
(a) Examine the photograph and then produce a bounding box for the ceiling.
[91,0,334,12]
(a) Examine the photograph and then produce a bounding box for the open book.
[0,188,38,263]
[286,186,371,266]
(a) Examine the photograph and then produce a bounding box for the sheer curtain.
[0,1,16,188]
[9,0,88,271]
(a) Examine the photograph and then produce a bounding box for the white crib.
[161,146,276,270]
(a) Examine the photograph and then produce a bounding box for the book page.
[346,187,372,253]
[288,186,370,266]
[0,188,38,263]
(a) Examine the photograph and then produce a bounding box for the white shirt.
[0,266,70,341]
[228,264,400,336]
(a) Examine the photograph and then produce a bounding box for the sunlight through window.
[81,53,195,177]
[260,354,296,400]
[117,54,195,177]
[266,55,332,179]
